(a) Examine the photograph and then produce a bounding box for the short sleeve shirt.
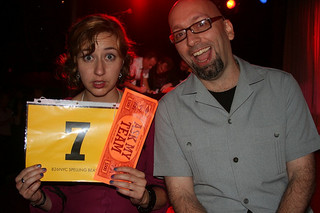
[154,56,320,212]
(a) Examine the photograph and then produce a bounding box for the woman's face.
[77,32,123,100]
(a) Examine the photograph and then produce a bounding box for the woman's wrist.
[137,185,156,212]
[138,189,150,208]
[30,189,46,207]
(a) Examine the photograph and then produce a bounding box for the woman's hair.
[57,14,134,90]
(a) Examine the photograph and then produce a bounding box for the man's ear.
[224,19,235,41]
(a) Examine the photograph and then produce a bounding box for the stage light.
[259,0,267,3]
[226,0,236,9]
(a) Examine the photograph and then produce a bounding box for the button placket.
[233,157,239,163]
[243,198,249,204]
[228,118,232,124]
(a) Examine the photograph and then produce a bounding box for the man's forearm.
[169,190,207,213]
[277,156,316,213]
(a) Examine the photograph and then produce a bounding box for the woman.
[15,14,168,213]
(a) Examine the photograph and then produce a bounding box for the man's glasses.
[169,16,224,44]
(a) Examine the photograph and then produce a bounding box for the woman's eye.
[83,55,93,61]
[105,54,115,61]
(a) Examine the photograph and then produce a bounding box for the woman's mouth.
[93,81,105,89]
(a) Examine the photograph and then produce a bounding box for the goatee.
[191,56,224,81]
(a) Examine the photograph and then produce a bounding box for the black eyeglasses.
[169,16,224,44]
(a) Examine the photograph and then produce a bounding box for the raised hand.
[109,166,149,206]
[15,164,47,205]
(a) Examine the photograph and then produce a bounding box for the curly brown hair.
[57,14,134,90]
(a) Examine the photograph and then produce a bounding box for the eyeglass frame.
[169,16,224,44]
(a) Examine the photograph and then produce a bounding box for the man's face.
[157,62,169,74]
[143,57,157,70]
[169,0,234,80]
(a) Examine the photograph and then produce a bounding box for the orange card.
[94,89,158,184]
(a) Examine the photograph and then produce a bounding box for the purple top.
[30,122,168,213]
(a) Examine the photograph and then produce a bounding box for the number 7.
[65,121,90,161]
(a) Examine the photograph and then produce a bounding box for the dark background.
[1,0,287,94]
[5,1,320,213]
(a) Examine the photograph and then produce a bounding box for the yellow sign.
[25,99,118,182]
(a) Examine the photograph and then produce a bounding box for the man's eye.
[197,20,207,28]
[105,54,115,61]
[175,31,185,39]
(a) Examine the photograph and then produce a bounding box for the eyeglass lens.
[170,16,223,44]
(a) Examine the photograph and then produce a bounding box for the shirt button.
[228,119,232,124]
[186,142,192,147]
[243,198,249,204]
[233,157,239,163]
[274,133,280,138]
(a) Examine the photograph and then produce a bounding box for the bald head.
[169,0,222,31]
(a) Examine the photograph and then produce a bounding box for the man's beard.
[191,55,224,81]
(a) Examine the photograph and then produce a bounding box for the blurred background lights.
[259,0,268,4]
[226,0,236,9]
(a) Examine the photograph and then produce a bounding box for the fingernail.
[109,180,114,184]
[114,168,118,171]
[40,173,43,177]
[111,174,115,179]
[36,164,41,168]
[42,168,47,172]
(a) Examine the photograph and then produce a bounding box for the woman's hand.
[109,167,149,207]
[15,164,47,204]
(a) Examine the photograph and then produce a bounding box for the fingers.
[15,164,41,183]
[113,167,145,179]
[110,167,147,200]
[16,164,46,187]
[15,164,47,201]
[20,180,42,202]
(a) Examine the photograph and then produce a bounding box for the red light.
[226,0,236,9]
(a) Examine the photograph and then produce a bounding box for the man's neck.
[200,62,240,92]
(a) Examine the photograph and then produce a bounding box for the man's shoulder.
[254,64,290,77]
[237,56,293,83]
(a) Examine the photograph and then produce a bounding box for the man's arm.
[277,153,316,213]
[142,77,150,92]
[121,81,147,93]
[165,176,207,213]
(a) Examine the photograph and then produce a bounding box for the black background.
[1,0,287,87]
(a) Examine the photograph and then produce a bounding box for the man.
[122,51,158,93]
[148,56,175,95]
[153,0,320,212]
